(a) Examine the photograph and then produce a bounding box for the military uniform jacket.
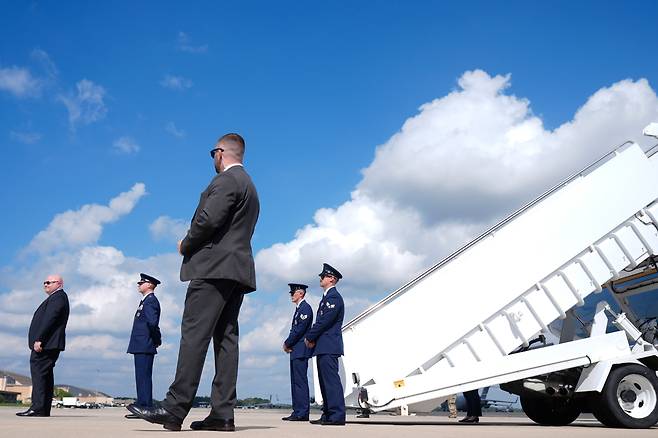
[127,293,162,354]
[305,287,344,356]
[179,166,260,292]
[28,289,70,351]
[284,300,314,360]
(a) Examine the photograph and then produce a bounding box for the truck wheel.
[520,395,581,426]
[591,364,658,428]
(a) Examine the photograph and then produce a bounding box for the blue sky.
[1,1,658,404]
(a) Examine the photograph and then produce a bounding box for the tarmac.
[1,407,657,438]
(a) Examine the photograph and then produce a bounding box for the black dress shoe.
[309,417,325,424]
[126,404,182,431]
[124,413,140,419]
[190,417,235,431]
[281,414,292,421]
[321,420,346,426]
[356,411,370,418]
[458,416,479,423]
[16,409,47,417]
[288,416,309,421]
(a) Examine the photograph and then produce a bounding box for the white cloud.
[0,334,25,358]
[359,72,658,223]
[255,72,658,299]
[58,79,108,130]
[25,183,146,254]
[65,334,126,359]
[30,48,58,80]
[149,216,188,243]
[240,312,290,354]
[165,121,185,138]
[112,136,140,154]
[10,130,41,144]
[0,66,41,98]
[160,75,193,91]
[243,354,278,369]
[176,32,208,54]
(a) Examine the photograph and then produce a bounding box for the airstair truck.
[318,124,658,429]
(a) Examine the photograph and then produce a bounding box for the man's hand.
[177,240,183,255]
[304,338,315,348]
[283,343,292,353]
[33,341,43,353]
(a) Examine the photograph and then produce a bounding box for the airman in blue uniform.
[459,390,482,423]
[126,273,162,418]
[305,263,345,426]
[281,283,314,421]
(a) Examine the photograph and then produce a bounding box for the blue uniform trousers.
[290,358,310,418]
[134,353,155,407]
[316,354,345,422]
[464,389,482,417]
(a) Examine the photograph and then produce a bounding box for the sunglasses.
[210,147,224,158]
[137,281,152,285]
[43,281,59,285]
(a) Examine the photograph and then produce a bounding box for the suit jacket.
[180,165,260,292]
[127,293,162,354]
[28,289,70,351]
[305,287,344,356]
[284,300,314,360]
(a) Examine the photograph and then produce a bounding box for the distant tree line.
[237,397,270,406]
[54,388,72,398]
[192,396,270,407]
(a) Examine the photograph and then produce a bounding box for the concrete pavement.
[2,407,656,437]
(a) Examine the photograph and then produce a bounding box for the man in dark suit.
[17,274,70,417]
[125,273,162,419]
[282,283,314,421]
[128,133,259,432]
[305,263,346,426]
[459,390,482,423]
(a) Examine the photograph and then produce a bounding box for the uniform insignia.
[136,312,141,318]
[327,303,336,309]
[300,314,308,320]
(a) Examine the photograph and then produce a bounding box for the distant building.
[0,390,20,403]
[56,385,114,405]
[0,371,33,404]
[0,370,114,406]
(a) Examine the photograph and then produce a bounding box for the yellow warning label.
[394,380,405,388]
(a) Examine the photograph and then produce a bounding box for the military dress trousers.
[284,300,313,418]
[305,287,345,423]
[127,293,161,407]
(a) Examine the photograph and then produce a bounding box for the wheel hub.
[616,374,657,419]
[620,389,637,403]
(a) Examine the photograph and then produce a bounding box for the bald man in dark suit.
[17,274,70,417]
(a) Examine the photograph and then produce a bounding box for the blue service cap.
[139,273,161,286]
[318,263,342,280]
[288,283,308,294]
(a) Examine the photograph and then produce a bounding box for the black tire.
[521,395,581,426]
[590,364,658,429]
